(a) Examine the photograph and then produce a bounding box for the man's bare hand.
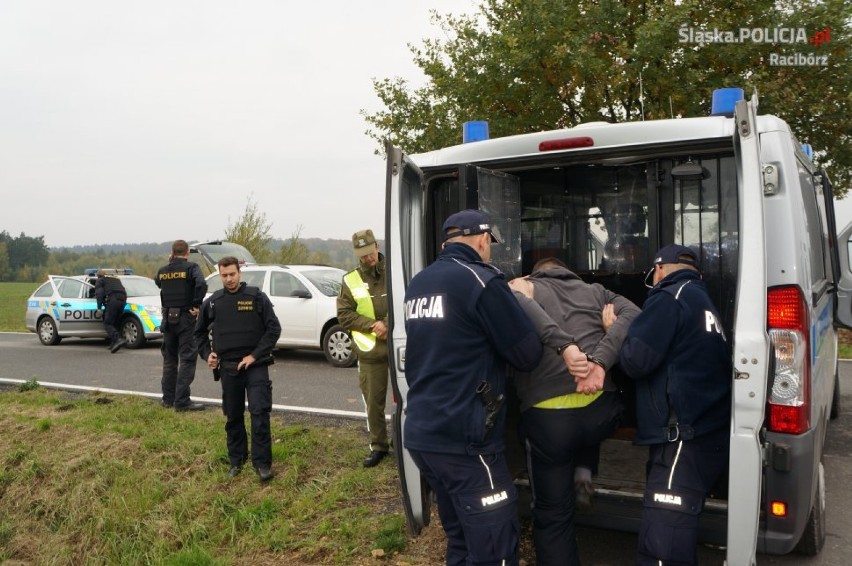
[562,344,589,379]
[575,362,605,394]
[238,354,256,371]
[207,352,219,370]
[509,277,534,299]
[602,304,617,332]
[372,320,388,340]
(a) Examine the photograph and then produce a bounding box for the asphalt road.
[0,331,375,416]
[1,331,851,564]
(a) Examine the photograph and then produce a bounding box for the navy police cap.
[442,209,502,244]
[653,244,699,268]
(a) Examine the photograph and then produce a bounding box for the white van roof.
[410,114,792,168]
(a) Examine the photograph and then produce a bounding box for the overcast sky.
[2,1,851,249]
[0,0,475,247]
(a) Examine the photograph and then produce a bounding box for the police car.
[25,269,163,349]
[204,264,356,368]
[386,88,847,563]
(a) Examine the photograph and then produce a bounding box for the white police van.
[385,88,848,563]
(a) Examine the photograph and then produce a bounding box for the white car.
[25,271,163,349]
[204,264,356,368]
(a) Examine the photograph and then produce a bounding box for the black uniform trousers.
[409,449,520,566]
[160,312,199,407]
[103,296,126,345]
[637,426,729,566]
[520,392,624,566]
[220,362,273,469]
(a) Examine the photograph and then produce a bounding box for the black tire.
[121,316,145,349]
[830,367,840,420]
[322,324,356,368]
[37,316,61,345]
[795,461,826,555]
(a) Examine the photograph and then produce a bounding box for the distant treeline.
[0,234,379,282]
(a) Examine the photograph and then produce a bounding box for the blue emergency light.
[801,144,814,160]
[710,88,744,117]
[463,121,489,143]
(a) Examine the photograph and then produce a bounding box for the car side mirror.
[291,289,312,299]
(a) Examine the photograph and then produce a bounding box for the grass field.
[0,385,446,565]
[0,282,38,332]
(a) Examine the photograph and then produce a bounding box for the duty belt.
[219,360,244,372]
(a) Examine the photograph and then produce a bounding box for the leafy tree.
[0,241,10,281]
[364,0,851,193]
[277,226,311,264]
[0,231,50,280]
[224,196,274,263]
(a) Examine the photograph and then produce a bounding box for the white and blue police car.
[25,269,163,349]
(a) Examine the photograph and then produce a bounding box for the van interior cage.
[427,152,739,331]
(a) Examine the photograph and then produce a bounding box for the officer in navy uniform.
[195,256,281,481]
[619,244,732,565]
[402,209,546,566]
[94,270,127,353]
[155,239,207,411]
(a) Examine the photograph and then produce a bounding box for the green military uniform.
[338,244,389,456]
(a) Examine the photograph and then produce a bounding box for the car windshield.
[120,277,160,297]
[301,268,344,297]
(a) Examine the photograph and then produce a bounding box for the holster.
[475,381,504,433]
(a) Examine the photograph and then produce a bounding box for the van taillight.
[767,286,810,434]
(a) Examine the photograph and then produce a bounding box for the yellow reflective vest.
[342,270,377,352]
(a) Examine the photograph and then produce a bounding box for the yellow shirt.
[534,390,603,409]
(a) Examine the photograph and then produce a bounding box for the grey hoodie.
[514,266,640,411]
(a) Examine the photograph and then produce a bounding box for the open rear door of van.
[726,94,770,566]
[835,220,852,327]
[385,142,431,535]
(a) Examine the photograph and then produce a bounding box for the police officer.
[337,228,390,468]
[95,269,127,353]
[195,256,281,481]
[155,239,208,411]
[403,209,544,565]
[619,244,732,565]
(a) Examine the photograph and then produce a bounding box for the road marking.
[0,378,383,420]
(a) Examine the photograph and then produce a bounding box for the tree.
[364,0,851,194]
[224,196,274,263]
[0,231,50,280]
[277,226,311,265]
[0,241,10,281]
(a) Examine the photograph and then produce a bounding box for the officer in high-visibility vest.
[337,228,389,468]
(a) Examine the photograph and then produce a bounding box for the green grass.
[0,387,431,565]
[0,281,38,332]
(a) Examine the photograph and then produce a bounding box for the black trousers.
[637,427,729,566]
[409,449,520,566]
[103,298,126,344]
[220,363,273,469]
[519,392,624,566]
[160,312,198,407]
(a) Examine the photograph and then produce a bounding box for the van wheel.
[323,324,356,368]
[795,461,826,555]
[830,368,840,420]
[121,317,145,349]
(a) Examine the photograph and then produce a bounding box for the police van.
[384,88,848,563]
